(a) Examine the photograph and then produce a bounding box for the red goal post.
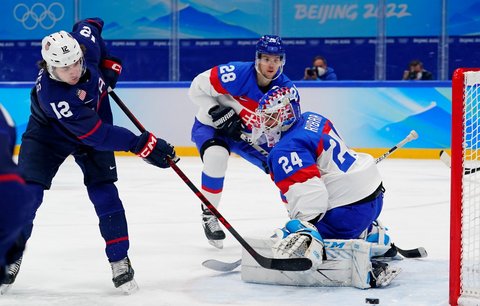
[450,68,480,306]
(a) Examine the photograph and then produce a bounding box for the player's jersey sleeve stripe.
[0,173,25,184]
[77,119,102,140]
[276,164,320,194]
[209,66,228,94]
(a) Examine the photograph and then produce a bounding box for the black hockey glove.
[208,105,244,141]
[101,56,122,89]
[132,131,176,169]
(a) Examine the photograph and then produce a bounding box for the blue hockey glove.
[208,105,244,141]
[101,56,122,89]
[132,131,176,169]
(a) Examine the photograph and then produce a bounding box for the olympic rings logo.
[13,2,65,30]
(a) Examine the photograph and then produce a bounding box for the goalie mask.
[41,30,85,83]
[252,86,299,147]
[255,35,286,81]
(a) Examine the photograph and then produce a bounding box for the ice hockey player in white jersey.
[251,86,399,287]
[188,35,300,248]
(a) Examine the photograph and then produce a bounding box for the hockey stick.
[439,150,480,175]
[243,130,419,164]
[393,244,427,258]
[107,89,312,272]
[375,130,418,164]
[240,134,269,157]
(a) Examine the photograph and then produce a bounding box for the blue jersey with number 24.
[267,112,382,221]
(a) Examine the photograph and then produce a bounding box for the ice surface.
[1,157,450,306]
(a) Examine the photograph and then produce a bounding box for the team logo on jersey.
[76,89,86,101]
[239,109,258,130]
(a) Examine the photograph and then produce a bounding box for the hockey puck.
[365,297,379,304]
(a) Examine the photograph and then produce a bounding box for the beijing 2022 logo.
[14,2,65,30]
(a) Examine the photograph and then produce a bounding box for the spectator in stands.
[402,60,433,80]
[303,55,337,81]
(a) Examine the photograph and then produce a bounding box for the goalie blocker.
[241,237,401,289]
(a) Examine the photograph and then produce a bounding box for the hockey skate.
[110,257,138,294]
[369,260,402,288]
[0,256,22,295]
[201,208,225,249]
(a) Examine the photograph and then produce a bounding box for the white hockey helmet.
[252,86,299,147]
[41,30,84,79]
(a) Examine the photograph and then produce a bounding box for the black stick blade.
[262,257,313,271]
[392,244,428,258]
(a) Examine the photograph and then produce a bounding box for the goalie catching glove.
[208,105,244,141]
[132,131,177,168]
[272,219,326,269]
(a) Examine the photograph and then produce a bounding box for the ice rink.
[1,156,451,306]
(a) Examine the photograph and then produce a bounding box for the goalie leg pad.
[244,238,401,289]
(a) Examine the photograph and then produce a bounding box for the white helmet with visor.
[252,86,299,147]
[41,30,85,81]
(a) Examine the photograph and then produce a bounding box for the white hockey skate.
[110,257,139,294]
[0,257,22,295]
[201,209,225,249]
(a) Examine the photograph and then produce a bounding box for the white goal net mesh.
[459,71,480,305]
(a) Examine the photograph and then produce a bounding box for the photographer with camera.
[402,60,433,81]
[303,55,337,81]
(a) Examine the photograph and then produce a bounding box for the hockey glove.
[272,219,325,268]
[101,56,123,89]
[132,131,176,169]
[208,105,244,141]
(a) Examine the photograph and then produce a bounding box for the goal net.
[450,68,480,306]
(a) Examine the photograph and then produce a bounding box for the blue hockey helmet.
[255,35,286,81]
[252,86,299,147]
[255,35,286,61]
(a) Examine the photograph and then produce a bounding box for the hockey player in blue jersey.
[252,87,398,287]
[188,35,301,249]
[10,18,176,294]
[0,104,33,294]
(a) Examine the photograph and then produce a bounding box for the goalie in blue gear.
[188,35,300,249]
[253,87,399,287]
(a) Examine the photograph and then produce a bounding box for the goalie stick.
[240,134,268,157]
[107,89,312,272]
[439,150,480,175]
[375,130,419,164]
[394,244,428,258]
[243,130,419,164]
[202,243,427,272]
